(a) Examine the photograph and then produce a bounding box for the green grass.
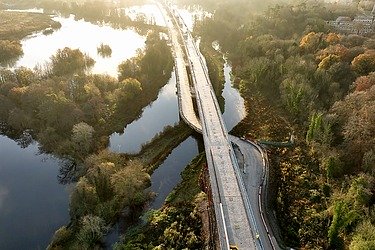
[165,153,205,204]
[133,122,193,172]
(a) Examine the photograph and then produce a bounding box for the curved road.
[230,136,280,250]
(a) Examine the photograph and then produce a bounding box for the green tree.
[77,215,108,249]
[350,221,375,250]
[280,74,313,119]
[70,177,99,219]
[328,201,359,248]
[72,122,95,157]
[118,57,141,81]
[50,47,95,76]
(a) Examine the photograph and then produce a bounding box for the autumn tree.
[300,32,324,53]
[354,72,375,92]
[72,122,95,157]
[351,52,375,75]
[50,47,95,76]
[70,177,99,219]
[110,160,150,207]
[0,40,23,65]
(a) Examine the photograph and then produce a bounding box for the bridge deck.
[185,33,257,249]
[160,5,202,133]
[159,2,259,249]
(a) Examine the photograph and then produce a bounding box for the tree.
[72,122,95,156]
[328,201,359,248]
[0,40,23,65]
[110,160,150,207]
[280,74,313,119]
[70,177,99,219]
[348,174,374,208]
[351,52,375,75]
[50,47,95,76]
[362,150,375,173]
[350,221,375,250]
[354,72,375,92]
[118,57,141,81]
[97,43,112,58]
[325,155,342,179]
[86,162,115,203]
[38,91,84,133]
[77,215,107,249]
[316,44,348,61]
[330,86,375,166]
[14,67,36,86]
[300,32,324,53]
[306,112,332,145]
[325,33,341,44]
[318,54,340,70]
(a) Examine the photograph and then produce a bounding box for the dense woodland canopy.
[194,0,375,248]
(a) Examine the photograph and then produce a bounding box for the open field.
[0,11,60,40]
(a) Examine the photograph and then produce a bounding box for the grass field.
[0,11,60,40]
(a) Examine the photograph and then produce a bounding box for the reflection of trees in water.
[15,129,33,148]
[0,124,33,148]
[58,159,81,185]
[0,55,22,68]
[0,40,23,67]
[1,122,80,185]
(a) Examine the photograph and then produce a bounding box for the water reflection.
[149,136,199,209]
[176,6,212,31]
[0,135,70,250]
[15,15,146,76]
[222,62,246,131]
[123,4,166,26]
[105,136,199,248]
[109,71,179,153]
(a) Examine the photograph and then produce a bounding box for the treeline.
[195,0,375,248]
[1,31,173,160]
[19,0,163,34]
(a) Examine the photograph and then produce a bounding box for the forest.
[194,0,375,248]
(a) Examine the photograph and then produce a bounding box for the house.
[327,3,375,35]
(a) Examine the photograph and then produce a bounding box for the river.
[0,135,70,250]
[0,4,246,249]
[109,71,179,153]
[14,15,146,77]
[0,8,147,250]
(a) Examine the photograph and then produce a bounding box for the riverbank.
[114,153,208,249]
[199,39,225,111]
[48,122,194,249]
[0,11,60,40]
[134,122,193,171]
